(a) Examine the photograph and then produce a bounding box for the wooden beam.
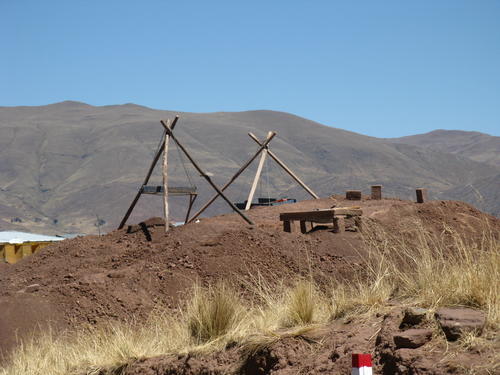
[279,208,362,222]
[142,186,197,195]
[161,121,255,225]
[187,131,277,223]
[184,194,197,224]
[280,209,335,222]
[117,116,180,229]
[248,132,319,199]
[300,220,307,234]
[283,220,291,233]
[245,144,268,210]
[163,119,171,232]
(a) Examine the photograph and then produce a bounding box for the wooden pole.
[248,132,319,199]
[245,148,268,210]
[187,131,276,223]
[161,121,255,225]
[184,194,197,223]
[118,116,180,229]
[162,119,171,232]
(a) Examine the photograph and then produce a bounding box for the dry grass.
[0,222,498,375]
[284,280,319,326]
[360,221,500,328]
[185,282,246,344]
[0,314,188,375]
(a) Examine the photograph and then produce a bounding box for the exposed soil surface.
[109,307,497,375]
[0,196,498,373]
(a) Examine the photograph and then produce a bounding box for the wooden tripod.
[117,116,198,230]
[246,132,319,202]
[187,131,318,222]
[161,120,254,225]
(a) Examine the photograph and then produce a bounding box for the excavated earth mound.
[0,196,498,373]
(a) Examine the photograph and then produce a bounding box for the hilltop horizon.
[2,100,497,139]
[0,101,498,235]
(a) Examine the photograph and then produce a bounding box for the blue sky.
[1,0,499,137]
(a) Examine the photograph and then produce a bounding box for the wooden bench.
[279,207,363,234]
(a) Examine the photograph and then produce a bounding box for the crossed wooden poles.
[118,116,318,229]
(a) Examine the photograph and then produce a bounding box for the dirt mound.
[0,197,498,358]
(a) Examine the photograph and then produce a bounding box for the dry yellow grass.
[360,221,500,328]
[185,282,247,344]
[283,280,319,326]
[0,222,498,375]
[0,315,188,375]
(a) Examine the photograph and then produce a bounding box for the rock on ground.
[435,307,486,341]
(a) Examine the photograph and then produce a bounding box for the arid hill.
[389,129,500,167]
[0,101,498,234]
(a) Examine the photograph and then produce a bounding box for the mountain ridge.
[389,129,500,167]
[0,101,498,235]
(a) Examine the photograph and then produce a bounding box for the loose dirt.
[0,196,498,373]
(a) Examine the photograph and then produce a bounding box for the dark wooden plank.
[283,220,291,233]
[280,209,334,221]
[300,220,307,234]
[142,186,197,195]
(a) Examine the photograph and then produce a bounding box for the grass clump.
[284,280,320,326]
[186,282,246,343]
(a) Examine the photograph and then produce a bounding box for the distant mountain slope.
[0,101,498,234]
[389,130,500,167]
[443,173,500,218]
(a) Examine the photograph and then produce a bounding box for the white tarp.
[0,231,64,244]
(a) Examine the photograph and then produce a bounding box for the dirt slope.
[0,196,497,362]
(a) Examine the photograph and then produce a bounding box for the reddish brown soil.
[112,307,496,375]
[0,197,498,373]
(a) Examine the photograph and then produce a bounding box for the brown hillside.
[389,129,500,167]
[0,102,499,235]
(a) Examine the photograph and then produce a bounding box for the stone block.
[435,307,486,341]
[346,190,362,200]
[393,328,433,349]
[416,188,427,203]
[371,185,382,200]
[402,307,428,327]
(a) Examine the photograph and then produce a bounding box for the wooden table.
[279,207,363,233]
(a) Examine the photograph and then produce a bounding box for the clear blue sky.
[1,0,499,137]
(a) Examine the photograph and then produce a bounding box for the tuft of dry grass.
[284,280,316,326]
[185,282,246,344]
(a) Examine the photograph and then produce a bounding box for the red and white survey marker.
[352,353,372,375]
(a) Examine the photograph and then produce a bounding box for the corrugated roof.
[0,231,64,244]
